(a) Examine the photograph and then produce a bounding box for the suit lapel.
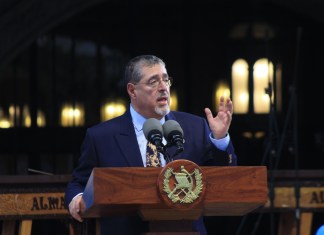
[165,112,176,121]
[115,110,144,167]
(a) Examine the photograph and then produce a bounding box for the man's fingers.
[73,212,83,222]
[204,108,214,122]
[69,195,84,222]
[225,98,233,114]
[70,206,83,222]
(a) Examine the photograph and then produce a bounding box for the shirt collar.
[130,104,165,132]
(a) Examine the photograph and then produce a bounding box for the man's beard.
[155,105,170,116]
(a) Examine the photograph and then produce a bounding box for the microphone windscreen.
[163,120,183,138]
[143,118,163,139]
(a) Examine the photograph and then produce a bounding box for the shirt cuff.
[209,133,230,151]
[72,192,83,202]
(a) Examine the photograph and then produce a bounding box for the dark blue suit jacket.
[65,109,237,235]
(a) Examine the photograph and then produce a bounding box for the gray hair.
[123,55,165,85]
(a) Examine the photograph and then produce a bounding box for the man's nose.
[158,80,169,89]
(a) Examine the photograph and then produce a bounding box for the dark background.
[1,0,324,234]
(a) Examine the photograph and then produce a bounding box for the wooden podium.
[81,160,268,234]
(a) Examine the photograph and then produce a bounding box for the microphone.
[143,118,164,152]
[163,120,184,152]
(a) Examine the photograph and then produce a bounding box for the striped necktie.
[146,141,161,167]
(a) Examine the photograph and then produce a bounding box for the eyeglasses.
[133,77,173,89]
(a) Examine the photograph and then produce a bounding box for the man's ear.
[127,83,136,99]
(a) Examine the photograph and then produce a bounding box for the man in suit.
[65,54,237,235]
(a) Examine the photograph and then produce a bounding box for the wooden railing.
[261,170,324,235]
[1,170,323,235]
[0,175,71,235]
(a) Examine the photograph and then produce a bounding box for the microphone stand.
[237,30,281,235]
[158,145,172,164]
[172,148,184,159]
[273,28,302,235]
[250,79,280,235]
[261,38,281,235]
[161,142,185,163]
[250,27,303,235]
[237,86,280,235]
[236,28,303,235]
